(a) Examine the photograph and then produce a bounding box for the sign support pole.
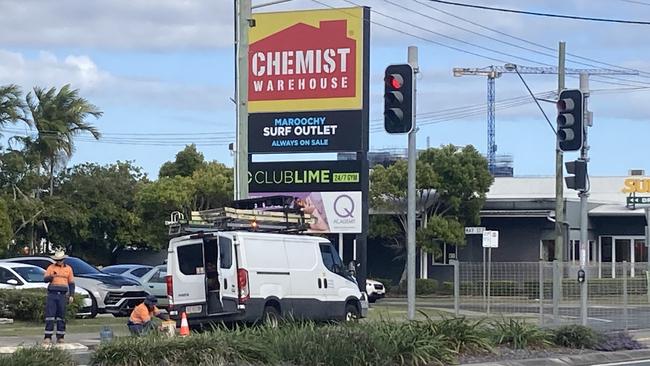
[235,0,251,200]
[407,46,418,321]
[579,73,590,326]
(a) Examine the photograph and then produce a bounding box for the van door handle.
[324,279,328,289]
[318,278,322,288]
[224,279,228,288]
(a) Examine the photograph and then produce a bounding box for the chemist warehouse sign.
[248,7,369,153]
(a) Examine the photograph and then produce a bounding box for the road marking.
[592,359,650,366]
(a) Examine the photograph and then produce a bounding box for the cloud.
[0,0,234,50]
[0,50,230,111]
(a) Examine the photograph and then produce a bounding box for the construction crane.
[452,65,638,175]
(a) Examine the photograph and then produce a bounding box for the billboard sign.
[248,160,361,192]
[248,110,362,153]
[249,7,366,113]
[248,7,369,154]
[249,191,362,233]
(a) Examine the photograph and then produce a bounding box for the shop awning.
[589,204,646,216]
[480,209,552,218]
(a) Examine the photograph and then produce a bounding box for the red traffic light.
[556,98,575,112]
[386,74,403,89]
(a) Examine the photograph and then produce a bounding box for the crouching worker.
[127,295,169,336]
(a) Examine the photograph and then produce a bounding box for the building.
[454,174,650,279]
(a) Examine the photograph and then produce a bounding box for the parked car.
[0,262,94,317]
[167,231,367,327]
[102,264,153,281]
[3,256,148,317]
[366,279,386,303]
[139,265,168,307]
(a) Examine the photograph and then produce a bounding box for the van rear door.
[217,234,238,313]
[171,238,206,314]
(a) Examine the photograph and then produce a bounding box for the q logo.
[333,194,355,218]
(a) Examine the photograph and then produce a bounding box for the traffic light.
[565,159,587,191]
[384,64,414,134]
[556,89,584,151]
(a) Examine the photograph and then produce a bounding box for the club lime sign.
[249,160,361,192]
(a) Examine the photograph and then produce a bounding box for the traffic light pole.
[553,41,566,324]
[579,73,590,326]
[407,46,418,321]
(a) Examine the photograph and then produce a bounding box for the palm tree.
[0,84,28,135]
[26,85,103,195]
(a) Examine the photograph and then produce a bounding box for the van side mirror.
[6,279,18,286]
[347,261,357,275]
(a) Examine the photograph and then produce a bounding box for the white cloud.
[0,50,230,111]
[0,0,234,50]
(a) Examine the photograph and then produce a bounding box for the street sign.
[627,196,650,205]
[482,230,499,248]
[465,227,485,235]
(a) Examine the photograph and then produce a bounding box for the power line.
[620,0,650,6]
[427,0,650,25]
[383,0,650,87]
[409,0,650,79]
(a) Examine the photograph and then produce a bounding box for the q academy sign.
[248,7,369,154]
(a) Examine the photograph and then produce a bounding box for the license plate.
[185,305,202,314]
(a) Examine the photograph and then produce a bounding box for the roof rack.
[165,195,314,236]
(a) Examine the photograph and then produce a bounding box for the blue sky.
[0,0,649,179]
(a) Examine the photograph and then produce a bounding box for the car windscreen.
[64,257,101,275]
[103,267,128,274]
[13,266,45,283]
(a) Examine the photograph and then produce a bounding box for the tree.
[0,84,27,137]
[44,161,146,263]
[369,145,493,284]
[26,85,103,195]
[0,198,12,256]
[159,144,206,178]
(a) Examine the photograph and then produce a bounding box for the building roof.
[487,176,648,217]
[488,176,634,204]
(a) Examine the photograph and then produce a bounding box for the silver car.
[139,265,168,307]
[3,256,148,317]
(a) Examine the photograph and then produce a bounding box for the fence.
[438,261,650,331]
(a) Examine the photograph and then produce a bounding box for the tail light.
[165,275,173,298]
[237,268,249,303]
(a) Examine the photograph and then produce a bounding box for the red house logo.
[249,20,357,101]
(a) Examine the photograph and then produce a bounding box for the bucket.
[161,320,176,337]
[100,326,113,343]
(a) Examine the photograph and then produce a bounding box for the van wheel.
[262,305,280,327]
[344,303,359,322]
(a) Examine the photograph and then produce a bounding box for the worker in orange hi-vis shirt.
[43,249,75,345]
[128,295,170,336]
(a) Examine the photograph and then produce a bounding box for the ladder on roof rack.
[164,195,314,236]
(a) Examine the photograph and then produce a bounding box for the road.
[380,297,650,330]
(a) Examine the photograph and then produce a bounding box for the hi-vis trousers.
[44,290,67,340]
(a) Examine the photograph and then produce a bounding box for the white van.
[166,230,367,326]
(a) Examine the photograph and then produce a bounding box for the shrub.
[593,332,644,352]
[438,281,454,295]
[93,320,459,366]
[0,346,74,366]
[0,289,82,322]
[490,318,551,349]
[552,325,599,349]
[372,277,395,294]
[430,316,492,353]
[489,281,517,296]
[416,279,438,295]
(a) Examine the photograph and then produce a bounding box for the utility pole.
[407,46,418,320]
[553,41,566,323]
[579,73,590,326]
[235,0,251,199]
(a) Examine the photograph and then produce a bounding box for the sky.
[0,0,649,179]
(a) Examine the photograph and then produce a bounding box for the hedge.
[460,278,650,298]
[0,289,82,322]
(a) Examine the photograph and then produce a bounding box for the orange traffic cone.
[179,312,190,337]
